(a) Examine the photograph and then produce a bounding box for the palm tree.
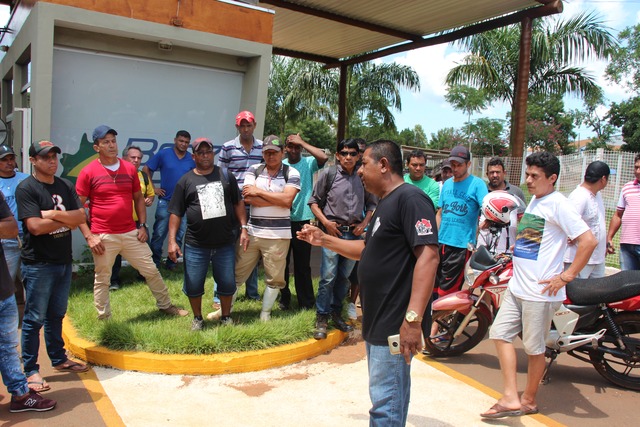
[446,12,617,123]
[266,56,420,139]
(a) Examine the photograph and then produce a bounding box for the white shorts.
[489,289,562,355]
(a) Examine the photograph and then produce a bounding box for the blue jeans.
[183,243,236,297]
[316,231,357,315]
[0,295,29,397]
[366,343,411,427]
[1,236,22,283]
[21,262,72,376]
[150,199,186,268]
[620,243,640,271]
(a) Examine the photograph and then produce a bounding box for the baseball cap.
[448,145,471,163]
[29,140,62,157]
[235,111,256,126]
[262,135,283,152]
[442,159,452,170]
[192,137,213,152]
[92,125,118,141]
[584,160,610,181]
[0,145,15,159]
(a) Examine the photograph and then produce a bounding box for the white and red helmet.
[482,191,525,225]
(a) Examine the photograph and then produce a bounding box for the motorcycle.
[425,238,640,391]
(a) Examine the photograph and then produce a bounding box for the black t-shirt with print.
[16,176,81,264]
[358,183,439,345]
[0,194,15,301]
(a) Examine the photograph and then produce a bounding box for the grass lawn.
[67,265,321,355]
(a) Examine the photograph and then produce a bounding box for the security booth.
[0,0,273,260]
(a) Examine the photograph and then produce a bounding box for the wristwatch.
[405,310,422,323]
[241,225,249,230]
[137,223,147,229]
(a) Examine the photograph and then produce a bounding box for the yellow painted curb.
[80,368,126,427]
[62,317,347,375]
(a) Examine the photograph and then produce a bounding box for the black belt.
[337,225,355,232]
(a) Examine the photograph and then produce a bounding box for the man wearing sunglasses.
[309,139,377,339]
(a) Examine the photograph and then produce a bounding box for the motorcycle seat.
[566,270,640,305]
[469,245,501,271]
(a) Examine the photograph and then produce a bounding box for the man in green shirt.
[403,150,440,206]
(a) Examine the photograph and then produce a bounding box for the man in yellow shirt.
[110,145,155,290]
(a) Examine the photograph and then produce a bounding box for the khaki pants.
[235,235,290,290]
[93,229,172,319]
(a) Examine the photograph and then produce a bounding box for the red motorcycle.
[424,240,640,391]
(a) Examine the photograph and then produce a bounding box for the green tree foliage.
[446,12,616,147]
[429,127,466,150]
[525,95,577,154]
[609,97,640,152]
[445,85,490,139]
[285,119,335,151]
[572,92,617,150]
[606,24,640,94]
[265,56,420,148]
[469,118,508,157]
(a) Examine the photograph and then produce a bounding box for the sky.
[382,0,640,140]
[1,1,639,141]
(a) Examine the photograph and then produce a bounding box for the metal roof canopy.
[261,0,561,67]
[259,0,563,152]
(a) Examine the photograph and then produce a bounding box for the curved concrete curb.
[62,317,347,375]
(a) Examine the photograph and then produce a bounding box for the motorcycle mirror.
[489,273,499,285]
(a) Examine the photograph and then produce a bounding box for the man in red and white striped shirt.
[607,153,640,270]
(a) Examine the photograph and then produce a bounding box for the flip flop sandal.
[54,360,89,373]
[27,380,51,392]
[480,403,522,419]
[520,404,539,415]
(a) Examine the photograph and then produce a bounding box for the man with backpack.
[167,137,248,330]
[229,135,300,321]
[308,139,377,339]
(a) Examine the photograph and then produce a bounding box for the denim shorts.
[183,243,236,297]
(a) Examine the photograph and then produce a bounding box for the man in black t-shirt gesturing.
[167,137,249,331]
[297,140,439,426]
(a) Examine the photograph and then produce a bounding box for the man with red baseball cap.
[216,111,263,301]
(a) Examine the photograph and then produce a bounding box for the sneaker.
[160,305,189,317]
[191,317,204,331]
[220,316,234,326]
[347,303,357,320]
[206,308,222,321]
[109,281,120,291]
[10,390,56,413]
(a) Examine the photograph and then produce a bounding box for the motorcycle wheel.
[423,309,490,357]
[588,312,640,391]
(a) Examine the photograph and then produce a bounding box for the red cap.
[235,111,256,126]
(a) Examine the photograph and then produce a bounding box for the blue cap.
[92,125,117,142]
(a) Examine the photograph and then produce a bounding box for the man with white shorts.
[482,151,597,419]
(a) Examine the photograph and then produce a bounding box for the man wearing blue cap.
[77,126,188,320]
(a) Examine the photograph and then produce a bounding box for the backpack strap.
[254,163,288,183]
[317,165,338,210]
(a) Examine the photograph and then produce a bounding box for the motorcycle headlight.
[465,264,480,287]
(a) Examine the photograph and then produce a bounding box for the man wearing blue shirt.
[436,145,488,298]
[143,130,195,270]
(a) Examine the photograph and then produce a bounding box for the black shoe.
[314,314,329,340]
[109,281,120,291]
[331,312,354,333]
[278,301,290,311]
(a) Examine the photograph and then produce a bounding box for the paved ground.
[2,329,560,427]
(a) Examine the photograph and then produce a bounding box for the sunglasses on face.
[339,151,359,157]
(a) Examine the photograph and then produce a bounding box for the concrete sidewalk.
[2,338,561,426]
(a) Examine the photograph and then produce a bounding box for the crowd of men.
[1,110,637,425]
